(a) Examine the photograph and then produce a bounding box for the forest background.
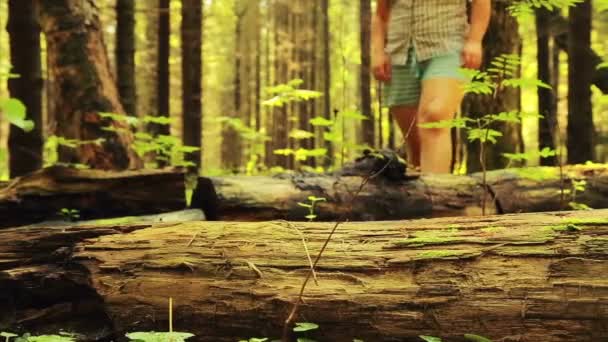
[0,0,607,180]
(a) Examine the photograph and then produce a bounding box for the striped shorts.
[383,48,466,107]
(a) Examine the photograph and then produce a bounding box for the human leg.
[391,105,420,168]
[416,78,464,173]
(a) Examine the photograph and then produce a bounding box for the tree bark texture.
[535,8,558,166]
[36,0,140,170]
[567,0,594,164]
[7,0,44,178]
[153,0,171,138]
[1,210,608,341]
[0,166,185,228]
[360,0,374,148]
[116,0,136,117]
[181,0,203,170]
[199,164,608,222]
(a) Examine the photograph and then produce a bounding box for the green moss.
[511,167,560,181]
[550,223,582,232]
[87,216,138,225]
[481,226,506,233]
[414,249,481,260]
[564,218,608,226]
[394,236,462,247]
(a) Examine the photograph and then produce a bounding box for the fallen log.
[1,210,607,341]
[0,166,186,228]
[198,165,608,221]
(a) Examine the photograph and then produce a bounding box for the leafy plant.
[59,208,80,222]
[0,332,75,342]
[297,196,327,221]
[125,332,194,342]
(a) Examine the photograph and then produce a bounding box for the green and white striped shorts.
[383,47,466,107]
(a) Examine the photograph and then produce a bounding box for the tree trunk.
[321,0,333,167]
[7,0,44,178]
[116,0,136,117]
[359,0,374,148]
[567,0,594,164]
[2,210,608,341]
[462,3,522,172]
[36,0,140,170]
[181,0,203,170]
[0,165,185,228]
[195,164,608,222]
[152,0,170,138]
[536,8,558,166]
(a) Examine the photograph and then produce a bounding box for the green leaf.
[463,334,493,342]
[297,202,313,208]
[467,128,502,144]
[1,332,18,338]
[307,196,326,203]
[293,322,319,332]
[305,214,317,220]
[309,116,334,127]
[340,109,368,121]
[274,148,295,156]
[419,118,470,129]
[0,98,34,132]
[419,336,442,342]
[143,115,173,125]
[125,331,194,342]
[23,335,76,342]
[597,62,608,70]
[289,129,315,140]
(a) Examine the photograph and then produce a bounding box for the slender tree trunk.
[181,0,203,170]
[153,0,170,137]
[321,0,333,167]
[536,8,558,166]
[360,0,374,148]
[36,0,140,170]
[116,0,136,117]
[272,0,289,168]
[462,3,522,172]
[567,0,594,164]
[7,0,43,178]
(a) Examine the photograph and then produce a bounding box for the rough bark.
[551,13,608,95]
[36,0,140,170]
[360,0,374,148]
[567,0,594,164]
[320,0,333,167]
[195,164,608,222]
[116,0,136,116]
[0,166,185,228]
[1,210,608,341]
[181,0,203,170]
[535,8,558,166]
[462,3,522,172]
[7,0,44,178]
[152,0,171,137]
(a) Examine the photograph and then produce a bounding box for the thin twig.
[281,156,395,341]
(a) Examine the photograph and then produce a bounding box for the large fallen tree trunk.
[199,165,608,221]
[1,210,607,341]
[0,166,185,228]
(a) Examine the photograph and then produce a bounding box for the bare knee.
[419,99,453,124]
[418,100,454,136]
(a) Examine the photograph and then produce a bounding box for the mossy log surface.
[1,209,607,341]
[204,165,608,221]
[0,166,185,228]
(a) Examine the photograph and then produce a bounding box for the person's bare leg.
[391,105,420,168]
[417,78,464,174]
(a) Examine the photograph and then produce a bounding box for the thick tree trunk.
[36,0,140,170]
[462,3,522,172]
[7,0,44,179]
[116,0,136,117]
[196,165,608,222]
[536,8,558,166]
[360,0,374,148]
[0,166,185,228]
[181,0,203,170]
[567,0,594,164]
[1,210,608,341]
